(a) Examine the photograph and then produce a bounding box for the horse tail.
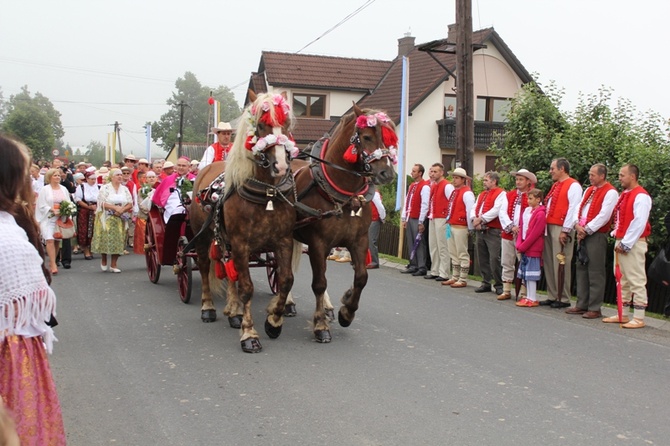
[208,256,227,300]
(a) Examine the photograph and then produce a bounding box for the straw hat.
[124,154,137,161]
[138,158,149,164]
[163,161,175,169]
[211,122,233,134]
[511,168,537,184]
[98,166,109,174]
[448,167,471,180]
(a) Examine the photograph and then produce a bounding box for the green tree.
[492,81,670,250]
[152,72,241,151]
[1,86,64,160]
[84,140,107,167]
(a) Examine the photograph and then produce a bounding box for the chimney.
[447,23,457,43]
[397,32,415,57]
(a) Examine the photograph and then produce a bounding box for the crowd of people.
[1,129,206,443]
[400,158,652,329]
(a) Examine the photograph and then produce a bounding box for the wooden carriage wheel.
[176,236,192,304]
[145,220,161,284]
[264,251,279,294]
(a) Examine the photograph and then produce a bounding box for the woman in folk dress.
[74,170,100,260]
[92,168,133,273]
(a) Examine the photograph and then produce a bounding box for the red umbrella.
[615,252,623,326]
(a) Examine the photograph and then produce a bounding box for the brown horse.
[291,104,397,342]
[190,92,297,353]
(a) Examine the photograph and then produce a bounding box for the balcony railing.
[436,119,506,150]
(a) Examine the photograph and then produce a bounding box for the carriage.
[143,203,279,304]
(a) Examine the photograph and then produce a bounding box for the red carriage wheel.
[265,251,279,294]
[177,236,193,304]
[145,220,161,284]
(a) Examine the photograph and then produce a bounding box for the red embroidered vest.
[501,189,529,240]
[578,183,616,233]
[474,187,503,229]
[546,177,578,226]
[430,179,450,219]
[613,186,651,238]
[446,186,471,226]
[406,179,429,219]
[213,142,232,162]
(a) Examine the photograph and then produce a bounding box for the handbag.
[54,217,76,240]
[648,244,670,286]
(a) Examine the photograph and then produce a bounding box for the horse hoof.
[338,309,352,327]
[265,320,282,339]
[201,309,217,323]
[325,308,335,321]
[314,329,332,343]
[228,315,242,329]
[284,303,297,317]
[241,338,262,353]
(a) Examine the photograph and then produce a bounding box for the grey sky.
[1,0,667,155]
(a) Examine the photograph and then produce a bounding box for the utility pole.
[113,121,123,159]
[455,0,474,176]
[178,100,185,158]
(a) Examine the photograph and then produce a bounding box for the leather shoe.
[411,269,427,276]
[63,263,71,269]
[450,281,467,288]
[494,286,504,295]
[550,300,571,308]
[539,299,554,306]
[565,307,587,315]
[400,267,418,274]
[582,311,602,319]
[366,263,379,269]
[424,274,438,280]
[434,277,447,281]
[441,278,457,286]
[474,284,492,293]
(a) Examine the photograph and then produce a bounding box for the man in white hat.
[200,122,233,169]
[442,168,475,288]
[134,158,150,185]
[497,168,536,300]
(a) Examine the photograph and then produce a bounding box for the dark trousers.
[406,218,427,270]
[59,238,72,265]
[368,220,381,265]
[575,232,608,311]
[476,228,502,287]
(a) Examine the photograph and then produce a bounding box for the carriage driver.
[152,156,196,224]
[199,122,234,169]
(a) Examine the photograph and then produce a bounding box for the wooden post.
[455,0,474,176]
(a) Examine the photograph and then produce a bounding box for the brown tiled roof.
[258,51,392,91]
[358,28,534,122]
[292,117,338,145]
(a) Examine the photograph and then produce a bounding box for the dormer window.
[293,94,326,118]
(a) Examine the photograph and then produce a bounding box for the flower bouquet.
[176,177,193,204]
[53,200,77,239]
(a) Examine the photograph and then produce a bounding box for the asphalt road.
[49,252,670,446]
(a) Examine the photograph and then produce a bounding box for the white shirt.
[620,192,652,248]
[371,191,386,221]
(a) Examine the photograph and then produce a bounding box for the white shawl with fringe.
[0,211,57,353]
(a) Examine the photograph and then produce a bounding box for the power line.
[0,56,174,84]
[53,100,165,106]
[225,0,378,95]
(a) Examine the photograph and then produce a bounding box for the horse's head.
[341,104,398,185]
[226,92,298,189]
[244,91,297,179]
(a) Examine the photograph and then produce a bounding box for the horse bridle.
[348,125,396,174]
